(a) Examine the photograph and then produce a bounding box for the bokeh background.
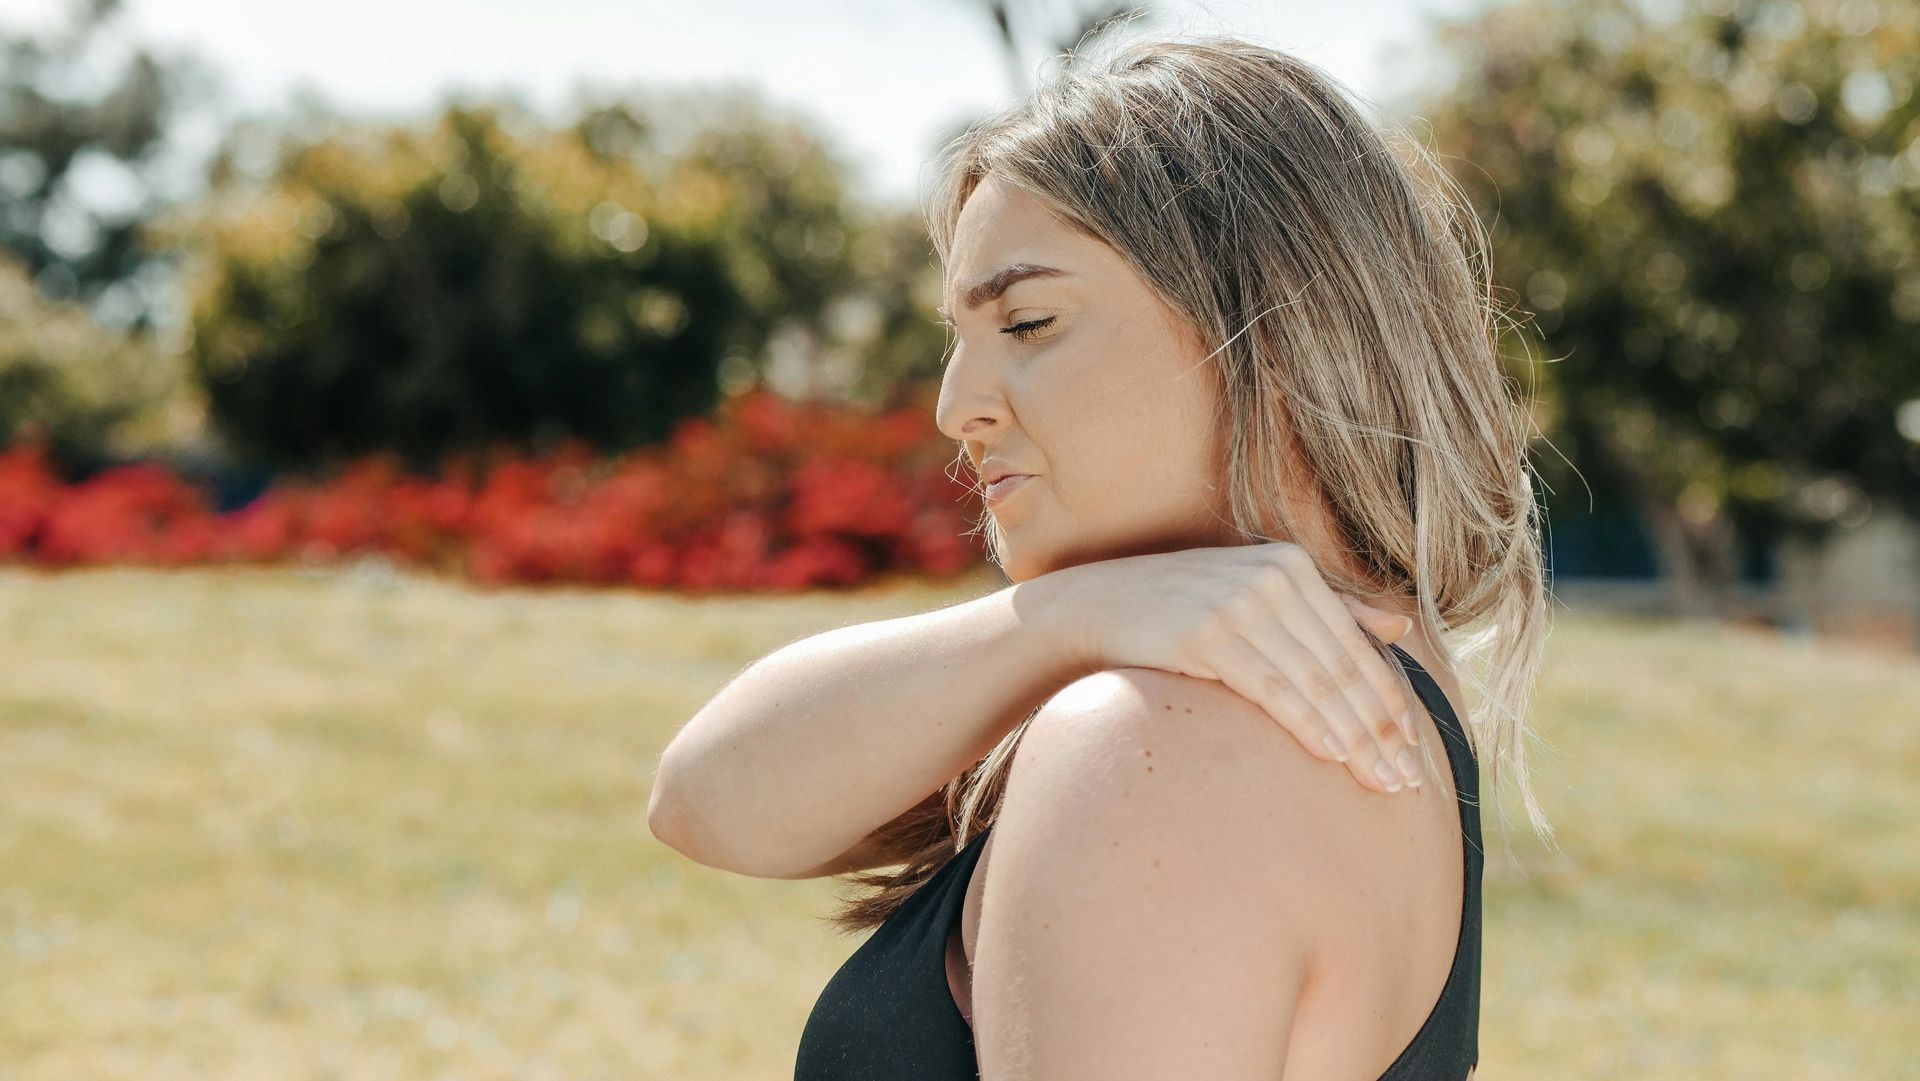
[2,0,1916,1077]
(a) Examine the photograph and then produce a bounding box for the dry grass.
[1,561,1915,1079]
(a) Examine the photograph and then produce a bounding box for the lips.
[983,474,1035,504]
[978,458,1036,486]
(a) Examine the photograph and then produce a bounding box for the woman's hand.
[1062,542,1427,794]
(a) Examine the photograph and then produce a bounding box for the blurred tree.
[1414,0,1920,615]
[578,89,967,409]
[156,87,881,473]
[158,102,742,472]
[835,203,957,407]
[0,0,214,328]
[0,249,195,464]
[650,92,860,354]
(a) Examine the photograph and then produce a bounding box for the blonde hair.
[827,33,1553,934]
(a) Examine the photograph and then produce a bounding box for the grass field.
[2,561,1916,1079]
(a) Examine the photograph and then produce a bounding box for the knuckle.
[1225,588,1268,625]
[1300,666,1339,703]
[1259,669,1291,702]
[1367,710,1400,744]
[1194,607,1235,644]
[1329,651,1367,691]
[1254,561,1296,596]
[1274,543,1313,573]
[1268,685,1310,725]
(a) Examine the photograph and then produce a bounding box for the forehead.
[943,177,1106,313]
[947,175,1075,273]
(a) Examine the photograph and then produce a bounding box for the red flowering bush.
[0,442,62,558]
[0,388,988,592]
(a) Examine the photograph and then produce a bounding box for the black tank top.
[795,642,1481,1080]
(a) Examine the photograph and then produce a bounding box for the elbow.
[644,752,784,876]
[646,750,702,857]
[645,781,676,847]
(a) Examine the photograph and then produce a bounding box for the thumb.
[1340,595,1414,642]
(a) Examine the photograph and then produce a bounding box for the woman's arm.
[646,567,1100,879]
[767,786,949,881]
[647,542,1425,880]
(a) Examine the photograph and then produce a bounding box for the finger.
[1335,597,1423,742]
[1295,587,1423,749]
[1201,629,1349,765]
[1253,570,1422,768]
[1222,605,1410,794]
[1339,594,1414,643]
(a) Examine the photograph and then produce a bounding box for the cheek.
[1040,376,1213,511]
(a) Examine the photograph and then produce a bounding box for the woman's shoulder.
[1002,666,1371,911]
[979,665,1467,1074]
[1024,665,1376,809]
[971,667,1340,1066]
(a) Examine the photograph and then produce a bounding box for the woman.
[649,34,1552,1081]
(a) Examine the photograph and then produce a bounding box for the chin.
[988,505,1171,584]
[986,528,1050,585]
[994,533,1113,587]
[991,546,1042,585]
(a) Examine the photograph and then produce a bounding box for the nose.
[933,343,1011,445]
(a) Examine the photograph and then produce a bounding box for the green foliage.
[641,93,862,354]
[163,88,904,474]
[1417,0,1920,562]
[0,251,197,464]
[634,91,950,406]
[164,104,751,473]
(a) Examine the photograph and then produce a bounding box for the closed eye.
[1002,316,1056,342]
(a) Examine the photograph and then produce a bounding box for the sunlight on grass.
[1,562,1915,1079]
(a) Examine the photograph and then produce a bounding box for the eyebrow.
[935,263,1071,326]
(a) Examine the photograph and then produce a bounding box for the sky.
[1,0,1491,209]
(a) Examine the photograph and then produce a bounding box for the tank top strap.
[912,827,991,957]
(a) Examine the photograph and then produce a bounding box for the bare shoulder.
[1027,665,1368,806]
[971,667,1363,1075]
[999,666,1366,919]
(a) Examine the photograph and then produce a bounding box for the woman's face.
[935,173,1237,583]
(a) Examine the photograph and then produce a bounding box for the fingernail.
[1396,748,1422,787]
[1373,759,1403,791]
[1323,734,1350,762]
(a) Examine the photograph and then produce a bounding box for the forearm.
[646,566,1102,877]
